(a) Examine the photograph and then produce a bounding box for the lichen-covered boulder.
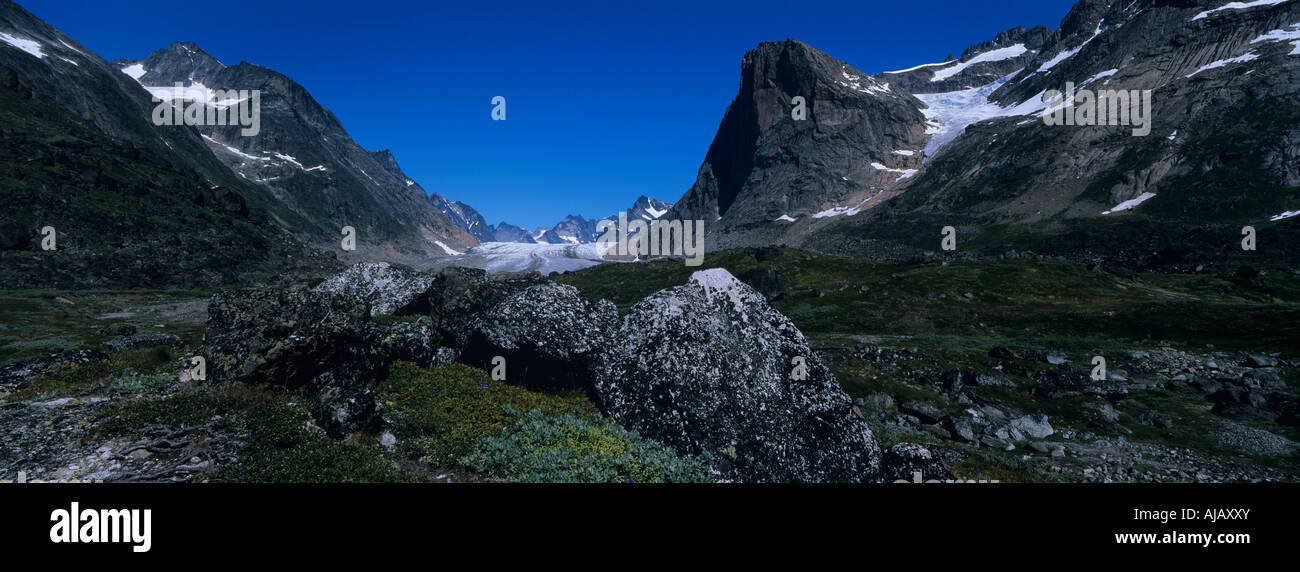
[366,317,456,369]
[461,283,617,391]
[204,288,387,435]
[312,262,435,317]
[591,268,880,482]
[424,267,548,348]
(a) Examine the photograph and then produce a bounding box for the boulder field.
[202,262,882,482]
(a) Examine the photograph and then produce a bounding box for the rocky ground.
[1,247,1296,482]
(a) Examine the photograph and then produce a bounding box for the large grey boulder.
[462,283,617,391]
[312,262,435,317]
[591,268,880,482]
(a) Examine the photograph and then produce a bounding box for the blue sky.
[21,0,1078,229]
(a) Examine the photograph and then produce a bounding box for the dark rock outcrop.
[423,267,548,348]
[665,38,930,250]
[203,288,385,434]
[460,283,618,392]
[737,265,787,301]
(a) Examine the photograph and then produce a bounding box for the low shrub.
[467,406,713,483]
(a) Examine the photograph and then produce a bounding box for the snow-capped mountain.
[0,0,343,288]
[669,0,1300,270]
[504,196,675,245]
[113,42,476,260]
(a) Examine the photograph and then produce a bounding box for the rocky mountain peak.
[134,41,225,84]
[666,36,929,249]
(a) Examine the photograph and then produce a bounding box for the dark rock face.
[0,41,341,289]
[536,215,599,244]
[104,333,184,353]
[311,262,435,316]
[666,39,929,250]
[461,283,618,392]
[591,268,881,482]
[737,265,787,301]
[491,222,537,243]
[426,194,494,244]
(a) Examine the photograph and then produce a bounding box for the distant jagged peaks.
[528,196,675,245]
[106,39,479,260]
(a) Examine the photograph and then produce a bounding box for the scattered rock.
[899,401,945,425]
[1213,422,1296,456]
[882,443,953,482]
[0,350,109,392]
[104,332,183,353]
[1244,355,1277,368]
[1010,414,1054,439]
[95,323,137,337]
[1137,411,1173,429]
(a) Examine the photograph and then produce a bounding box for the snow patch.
[645,205,668,218]
[870,162,918,180]
[0,32,45,59]
[1081,68,1119,86]
[774,214,797,222]
[434,241,462,256]
[1270,210,1300,221]
[915,70,1057,156]
[1193,0,1289,21]
[930,44,1028,82]
[1036,21,1104,73]
[121,63,146,80]
[272,153,304,169]
[838,69,892,95]
[1251,23,1300,55]
[1102,192,1156,214]
[883,60,951,74]
[811,198,872,219]
[1186,53,1259,77]
[202,135,268,162]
